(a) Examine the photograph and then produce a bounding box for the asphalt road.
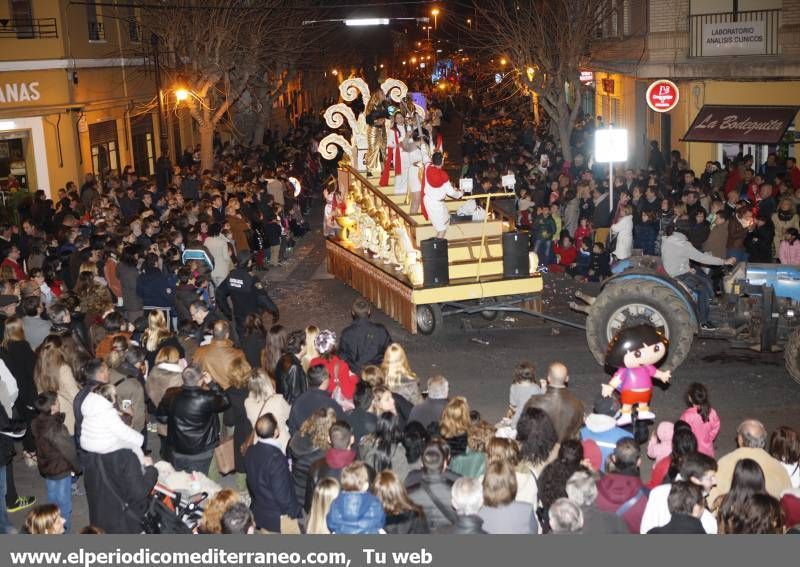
[9,211,800,532]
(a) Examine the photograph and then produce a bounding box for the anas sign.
[702,21,766,56]
[0,82,41,104]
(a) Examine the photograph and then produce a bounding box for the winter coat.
[244,392,290,450]
[142,335,184,371]
[726,217,750,251]
[384,510,430,534]
[137,270,176,309]
[647,513,706,534]
[580,505,630,534]
[223,386,250,473]
[745,219,775,263]
[337,318,392,376]
[391,376,423,406]
[287,432,324,507]
[244,440,302,532]
[634,220,659,256]
[104,256,123,299]
[227,214,251,254]
[175,285,200,324]
[406,471,458,531]
[1,340,36,423]
[156,383,230,456]
[83,449,158,534]
[55,365,80,436]
[31,412,81,479]
[594,472,649,533]
[80,392,145,463]
[309,355,358,401]
[434,514,487,534]
[521,388,585,442]
[108,364,147,433]
[345,408,377,444]
[145,362,182,437]
[779,240,800,265]
[275,353,308,405]
[327,491,386,534]
[704,221,729,259]
[610,215,633,260]
[286,388,344,435]
[478,502,537,534]
[205,235,234,283]
[679,406,720,457]
[242,331,265,370]
[532,215,557,242]
[116,262,143,313]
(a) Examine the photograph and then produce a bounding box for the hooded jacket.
[326,491,386,534]
[661,231,725,278]
[594,472,649,533]
[305,448,358,511]
[80,392,145,464]
[287,432,324,507]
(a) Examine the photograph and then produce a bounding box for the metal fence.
[0,18,58,39]
[689,9,781,57]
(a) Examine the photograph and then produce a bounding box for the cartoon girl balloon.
[602,324,671,426]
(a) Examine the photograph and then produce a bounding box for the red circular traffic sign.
[646,80,680,113]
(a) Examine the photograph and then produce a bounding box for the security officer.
[215,250,279,337]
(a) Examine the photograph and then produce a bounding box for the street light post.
[150,33,169,156]
[432,8,439,29]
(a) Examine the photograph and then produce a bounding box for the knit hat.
[314,329,337,355]
[581,439,603,471]
[647,421,674,462]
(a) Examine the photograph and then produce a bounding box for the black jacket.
[406,471,459,531]
[156,383,230,456]
[385,510,430,534]
[31,412,81,479]
[286,432,324,508]
[647,513,706,534]
[1,340,37,422]
[216,268,278,327]
[244,441,302,532]
[175,285,201,324]
[304,448,357,512]
[345,408,377,444]
[242,331,265,370]
[337,318,392,376]
[83,449,158,534]
[222,386,250,473]
[275,353,308,405]
[434,514,487,534]
[286,388,343,435]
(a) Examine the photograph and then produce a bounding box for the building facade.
[0,0,198,198]
[590,0,800,172]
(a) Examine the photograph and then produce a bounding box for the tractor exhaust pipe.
[574,290,596,306]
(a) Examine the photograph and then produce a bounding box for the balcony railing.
[689,9,781,57]
[88,20,105,41]
[0,18,58,39]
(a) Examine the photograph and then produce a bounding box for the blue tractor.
[570,258,800,384]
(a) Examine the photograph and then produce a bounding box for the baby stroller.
[141,484,208,534]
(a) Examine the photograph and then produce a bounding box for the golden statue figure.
[364,90,388,176]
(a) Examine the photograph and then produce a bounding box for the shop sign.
[702,21,766,56]
[579,71,594,84]
[0,82,41,104]
[683,105,799,145]
[601,78,614,95]
[646,80,679,113]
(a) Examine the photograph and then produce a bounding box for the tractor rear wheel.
[784,328,800,385]
[585,278,695,371]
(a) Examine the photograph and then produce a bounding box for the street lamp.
[432,8,440,29]
[467,18,472,30]
[174,88,190,102]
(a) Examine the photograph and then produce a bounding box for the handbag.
[239,397,271,457]
[214,436,236,475]
[331,361,355,411]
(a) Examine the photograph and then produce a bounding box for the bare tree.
[468,0,614,162]
[141,1,285,170]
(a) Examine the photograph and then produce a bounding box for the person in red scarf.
[421,153,463,239]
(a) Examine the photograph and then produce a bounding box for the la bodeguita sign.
[683,105,799,145]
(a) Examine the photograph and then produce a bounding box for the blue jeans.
[727,248,748,262]
[46,476,73,533]
[0,466,8,534]
[677,271,713,324]
[533,239,553,265]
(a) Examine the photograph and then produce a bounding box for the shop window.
[125,6,140,43]
[10,0,34,39]
[0,135,29,190]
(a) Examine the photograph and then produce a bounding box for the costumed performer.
[364,90,388,177]
[422,152,463,239]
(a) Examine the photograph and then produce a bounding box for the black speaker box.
[503,231,530,278]
[421,237,449,287]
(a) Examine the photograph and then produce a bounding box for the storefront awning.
[682,105,799,145]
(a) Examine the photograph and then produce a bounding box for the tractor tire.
[585,277,695,371]
[784,328,800,386]
[416,303,443,336]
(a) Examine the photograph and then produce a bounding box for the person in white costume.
[386,113,413,197]
[422,152,463,238]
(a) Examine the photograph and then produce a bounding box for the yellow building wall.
[594,72,640,167]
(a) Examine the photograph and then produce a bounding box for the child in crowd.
[567,240,592,279]
[573,217,593,250]
[506,361,544,419]
[517,188,533,228]
[532,206,556,266]
[31,392,81,533]
[634,211,659,256]
[550,235,577,273]
[586,241,611,282]
[679,383,720,457]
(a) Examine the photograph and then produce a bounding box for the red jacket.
[595,473,649,533]
[553,244,577,266]
[308,355,359,400]
[1,258,25,280]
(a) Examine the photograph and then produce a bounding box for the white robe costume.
[422,164,461,233]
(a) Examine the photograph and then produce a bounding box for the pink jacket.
[779,240,800,266]
[679,406,721,457]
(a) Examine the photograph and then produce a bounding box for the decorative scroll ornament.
[324,103,357,131]
[339,78,370,109]
[318,133,353,162]
[380,78,408,103]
